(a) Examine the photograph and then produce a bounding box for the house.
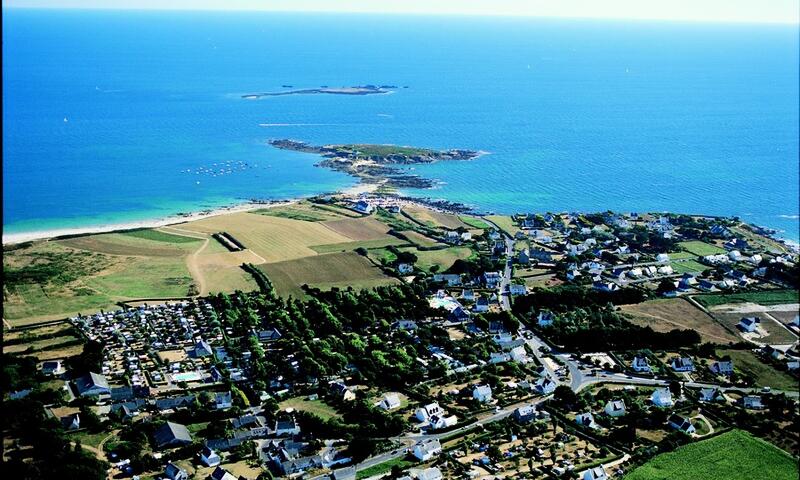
[518,249,531,265]
[537,310,555,327]
[386,205,401,214]
[41,360,64,376]
[330,381,356,402]
[582,465,608,480]
[513,404,538,423]
[670,357,695,372]
[393,319,418,331]
[75,372,111,397]
[698,387,723,403]
[461,289,475,301]
[738,317,760,333]
[473,297,490,313]
[656,253,670,263]
[604,400,626,417]
[215,391,233,410]
[530,249,554,262]
[433,273,462,286]
[378,393,401,411]
[430,414,458,430]
[710,360,734,376]
[192,339,213,358]
[154,421,193,448]
[575,412,598,429]
[415,402,443,422]
[592,281,618,292]
[650,388,673,408]
[275,417,301,436]
[417,467,444,480]
[412,438,442,461]
[61,413,81,430]
[209,467,238,480]
[449,306,470,322]
[200,446,221,467]
[631,355,651,373]
[509,345,528,363]
[483,272,502,287]
[354,200,373,214]
[472,384,493,403]
[667,414,696,435]
[742,395,764,410]
[253,327,282,342]
[490,351,511,364]
[397,263,414,274]
[534,376,557,395]
[510,284,527,296]
[164,462,189,480]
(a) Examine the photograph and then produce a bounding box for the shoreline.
[2,181,381,245]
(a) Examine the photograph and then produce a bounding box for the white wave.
[777,214,799,219]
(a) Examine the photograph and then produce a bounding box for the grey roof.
[75,372,110,395]
[154,421,193,447]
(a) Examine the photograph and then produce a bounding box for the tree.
[668,380,682,398]
[553,385,578,409]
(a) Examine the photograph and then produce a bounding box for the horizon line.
[4,5,799,26]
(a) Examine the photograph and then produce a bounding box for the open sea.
[3,9,799,239]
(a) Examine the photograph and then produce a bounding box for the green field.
[254,202,352,222]
[356,458,416,479]
[625,430,797,480]
[717,349,799,391]
[310,237,409,255]
[670,260,708,274]
[119,229,201,243]
[459,216,491,230]
[399,246,475,273]
[694,290,800,308]
[678,240,726,257]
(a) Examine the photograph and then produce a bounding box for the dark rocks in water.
[269,139,481,190]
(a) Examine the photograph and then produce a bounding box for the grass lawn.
[258,251,399,297]
[401,230,444,248]
[310,237,408,254]
[85,256,195,298]
[625,429,797,480]
[279,396,342,420]
[717,348,799,391]
[254,201,352,222]
[356,458,416,479]
[67,430,111,449]
[403,206,469,230]
[670,260,708,274]
[621,298,740,344]
[678,240,725,257]
[119,229,201,244]
[694,290,800,308]
[321,217,394,241]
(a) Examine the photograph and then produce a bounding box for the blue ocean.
[3,9,799,239]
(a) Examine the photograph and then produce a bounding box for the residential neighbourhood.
[4,204,799,480]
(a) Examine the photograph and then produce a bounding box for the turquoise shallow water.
[3,10,798,239]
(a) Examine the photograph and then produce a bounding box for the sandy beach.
[2,182,381,245]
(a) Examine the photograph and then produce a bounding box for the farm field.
[485,215,520,237]
[310,237,408,254]
[621,298,740,344]
[60,231,201,257]
[625,429,797,480]
[319,217,393,241]
[716,348,799,391]
[677,240,725,256]
[403,206,470,230]
[178,212,351,262]
[254,201,354,222]
[257,252,398,297]
[459,216,490,230]
[694,290,800,308]
[401,230,443,248]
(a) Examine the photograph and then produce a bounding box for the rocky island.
[269,139,481,188]
[242,84,395,99]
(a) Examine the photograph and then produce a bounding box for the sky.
[4,0,800,24]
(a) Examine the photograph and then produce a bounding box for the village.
[4,197,799,480]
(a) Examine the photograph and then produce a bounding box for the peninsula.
[270,139,481,188]
[242,84,395,99]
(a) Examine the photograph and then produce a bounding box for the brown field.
[178,212,351,263]
[24,343,85,361]
[404,206,470,230]
[258,252,399,297]
[402,230,445,247]
[320,217,393,241]
[622,298,741,344]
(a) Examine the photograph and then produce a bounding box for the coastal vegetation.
[625,429,797,480]
[693,289,800,308]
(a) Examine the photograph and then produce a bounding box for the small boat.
[63,117,68,123]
